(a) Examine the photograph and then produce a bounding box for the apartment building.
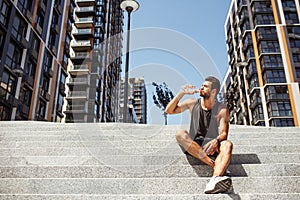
[0,0,72,122]
[222,0,300,126]
[64,0,124,123]
[119,77,147,124]
[0,0,124,123]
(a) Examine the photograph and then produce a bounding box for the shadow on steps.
[186,153,261,177]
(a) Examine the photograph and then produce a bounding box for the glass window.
[17,0,33,13]
[263,69,286,84]
[35,11,44,28]
[38,99,46,118]
[0,29,4,62]
[265,85,289,101]
[24,59,36,79]
[260,55,284,69]
[258,41,280,54]
[268,101,292,117]
[5,41,22,68]
[31,34,40,51]
[11,14,27,42]
[19,85,31,107]
[0,70,16,102]
[285,13,299,24]
[0,104,10,120]
[0,0,9,27]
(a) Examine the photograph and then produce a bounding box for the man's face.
[199,81,212,99]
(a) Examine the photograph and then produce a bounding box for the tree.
[152,82,174,125]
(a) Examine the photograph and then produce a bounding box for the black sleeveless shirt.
[189,99,221,142]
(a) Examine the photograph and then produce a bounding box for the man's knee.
[175,129,188,143]
[220,140,233,153]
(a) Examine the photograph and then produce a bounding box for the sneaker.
[204,176,232,194]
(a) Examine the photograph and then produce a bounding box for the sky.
[120,0,232,125]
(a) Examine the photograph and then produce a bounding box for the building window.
[36,11,44,28]
[254,14,275,25]
[43,52,52,72]
[285,13,299,24]
[282,0,296,8]
[263,69,286,84]
[40,76,50,97]
[289,39,300,48]
[11,14,27,42]
[265,85,289,101]
[17,0,33,13]
[259,41,280,54]
[252,104,264,122]
[256,27,277,40]
[270,118,294,127]
[267,101,292,117]
[260,55,283,69]
[0,0,9,27]
[37,99,46,119]
[0,104,10,120]
[0,70,16,102]
[296,67,300,78]
[17,85,32,119]
[25,59,36,78]
[5,41,22,68]
[0,29,4,62]
[31,34,40,52]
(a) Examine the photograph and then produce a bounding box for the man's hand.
[180,84,199,95]
[202,139,219,155]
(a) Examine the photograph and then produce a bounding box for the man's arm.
[165,84,198,114]
[216,106,230,142]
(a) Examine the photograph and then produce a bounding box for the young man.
[165,76,233,194]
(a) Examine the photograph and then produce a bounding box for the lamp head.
[120,0,140,13]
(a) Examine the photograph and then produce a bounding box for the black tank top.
[189,99,220,142]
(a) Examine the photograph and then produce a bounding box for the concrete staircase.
[0,121,299,199]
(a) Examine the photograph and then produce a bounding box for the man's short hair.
[205,76,220,94]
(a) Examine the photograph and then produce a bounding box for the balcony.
[76,0,95,7]
[73,28,94,40]
[74,17,94,28]
[64,104,87,114]
[69,64,90,75]
[71,40,92,51]
[75,6,95,17]
[70,52,91,63]
[67,77,89,86]
[66,91,88,101]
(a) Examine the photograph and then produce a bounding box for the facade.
[0,0,72,122]
[64,0,124,123]
[119,77,147,124]
[0,0,123,123]
[222,0,300,127]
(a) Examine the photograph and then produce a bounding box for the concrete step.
[0,177,299,194]
[0,163,298,178]
[0,138,299,148]
[0,144,298,156]
[0,193,299,200]
[0,153,298,166]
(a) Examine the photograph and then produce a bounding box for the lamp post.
[120,0,139,123]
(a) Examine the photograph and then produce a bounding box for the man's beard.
[200,91,210,99]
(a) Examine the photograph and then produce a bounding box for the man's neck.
[201,97,216,111]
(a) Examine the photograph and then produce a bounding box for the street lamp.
[234,61,248,68]
[120,0,139,123]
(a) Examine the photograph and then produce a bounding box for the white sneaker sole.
[204,177,232,194]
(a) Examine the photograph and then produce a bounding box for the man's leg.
[204,140,233,194]
[175,129,214,167]
[213,140,233,176]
